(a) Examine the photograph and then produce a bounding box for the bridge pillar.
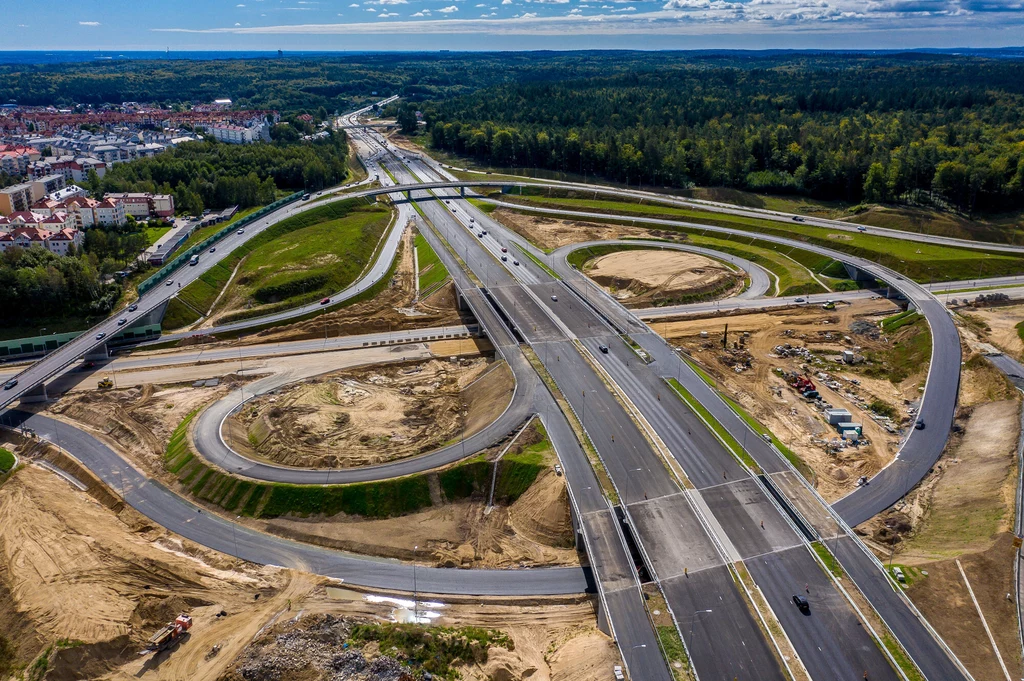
[84,342,109,361]
[404,190,411,201]
[19,382,49,404]
[842,263,877,284]
[459,186,466,198]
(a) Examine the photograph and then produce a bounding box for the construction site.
[653,297,927,500]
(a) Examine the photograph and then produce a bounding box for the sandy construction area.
[586,248,741,307]
[491,208,665,250]
[660,298,919,500]
[227,357,512,469]
[962,302,1024,359]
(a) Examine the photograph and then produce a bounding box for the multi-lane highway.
[1,101,1001,680]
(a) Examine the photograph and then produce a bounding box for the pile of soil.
[229,357,497,468]
[585,249,743,307]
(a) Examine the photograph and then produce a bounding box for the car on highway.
[551,295,558,302]
[795,297,806,303]
[857,226,867,232]
[302,193,311,200]
[117,318,127,326]
[501,247,508,253]
[477,232,484,238]
[165,279,173,286]
[599,345,609,354]
[320,297,331,305]
[793,594,810,613]
[209,247,216,253]
[128,304,138,312]
[501,255,508,262]
[513,260,520,266]
[914,420,926,430]
[792,216,805,222]
[481,229,487,235]
[95,332,106,340]
[3,379,17,390]
[445,200,450,204]
[237,229,245,235]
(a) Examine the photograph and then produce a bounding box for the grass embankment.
[812,541,845,579]
[164,199,390,331]
[666,378,759,472]
[163,410,548,519]
[499,191,1024,283]
[1016,320,1024,345]
[879,309,919,332]
[349,623,511,680]
[0,448,15,473]
[177,206,260,253]
[414,231,449,294]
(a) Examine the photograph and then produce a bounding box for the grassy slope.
[164,199,390,330]
[414,231,449,292]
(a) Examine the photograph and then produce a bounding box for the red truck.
[140,614,193,655]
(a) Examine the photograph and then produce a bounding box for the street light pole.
[413,544,419,624]
[686,609,713,649]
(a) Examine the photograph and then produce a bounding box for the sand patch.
[585,248,742,307]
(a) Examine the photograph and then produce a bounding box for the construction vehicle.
[139,614,192,655]
[97,377,114,390]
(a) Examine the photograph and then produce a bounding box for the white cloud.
[502,0,513,4]
[378,10,400,16]
[532,0,569,4]
[438,4,459,11]
[236,3,246,6]
[78,21,101,26]
[611,5,636,10]
[349,2,360,5]
[235,21,242,25]
[476,3,487,6]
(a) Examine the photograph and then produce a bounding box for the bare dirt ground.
[0,463,297,681]
[258,421,577,569]
[659,298,918,500]
[0,459,607,681]
[492,209,666,250]
[226,356,510,469]
[960,302,1024,359]
[222,586,618,681]
[585,249,742,308]
[857,377,1023,681]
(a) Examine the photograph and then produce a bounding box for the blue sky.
[5,0,1024,50]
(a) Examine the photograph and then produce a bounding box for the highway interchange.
[3,98,1022,680]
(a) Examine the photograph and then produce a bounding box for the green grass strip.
[655,625,691,681]
[667,378,759,472]
[0,448,14,473]
[514,244,561,280]
[811,541,844,578]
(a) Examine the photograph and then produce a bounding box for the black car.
[599,345,609,354]
[128,304,138,312]
[793,594,810,613]
[914,420,926,430]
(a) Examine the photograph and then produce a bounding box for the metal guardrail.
[137,192,304,296]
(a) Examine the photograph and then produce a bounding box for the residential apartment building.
[94,197,126,226]
[0,183,34,215]
[0,144,39,176]
[0,219,84,255]
[30,174,66,201]
[209,124,259,144]
[104,192,175,218]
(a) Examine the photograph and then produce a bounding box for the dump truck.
[97,377,114,390]
[139,614,192,655]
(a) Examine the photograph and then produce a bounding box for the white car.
[237,229,245,235]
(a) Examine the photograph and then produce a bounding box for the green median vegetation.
[879,309,919,332]
[163,410,550,519]
[666,378,759,472]
[863,317,932,384]
[414,231,449,294]
[164,199,391,331]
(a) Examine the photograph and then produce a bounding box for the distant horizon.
[1,45,1023,66]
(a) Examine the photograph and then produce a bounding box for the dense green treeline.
[93,133,349,213]
[0,247,120,326]
[423,59,1024,215]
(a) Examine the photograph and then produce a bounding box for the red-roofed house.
[0,223,83,255]
[95,197,126,226]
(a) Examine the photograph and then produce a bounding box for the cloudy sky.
[7,0,1024,50]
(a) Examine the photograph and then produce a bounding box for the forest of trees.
[0,246,121,327]
[422,57,1024,215]
[89,131,350,214]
